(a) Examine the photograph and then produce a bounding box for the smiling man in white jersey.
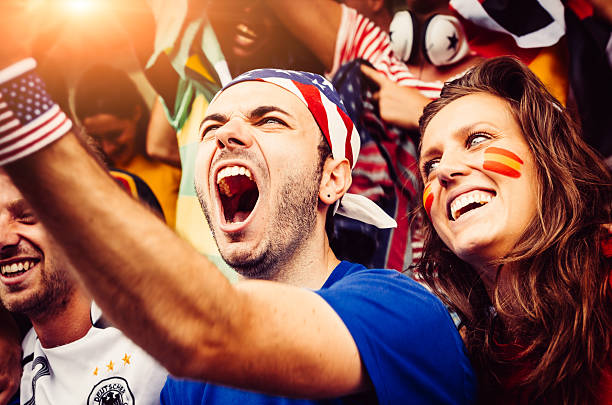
[0,169,167,405]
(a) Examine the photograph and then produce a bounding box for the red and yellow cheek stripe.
[423,184,434,217]
[483,147,524,178]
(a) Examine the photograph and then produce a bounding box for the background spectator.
[74,64,181,228]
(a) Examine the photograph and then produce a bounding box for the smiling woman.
[416,56,612,404]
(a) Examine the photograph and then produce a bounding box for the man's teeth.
[217,166,252,183]
[450,192,493,221]
[217,166,253,197]
[1,260,36,276]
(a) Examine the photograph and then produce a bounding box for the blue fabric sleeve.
[315,266,476,405]
[8,393,19,405]
[161,377,205,405]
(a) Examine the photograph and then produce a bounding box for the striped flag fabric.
[0,59,71,166]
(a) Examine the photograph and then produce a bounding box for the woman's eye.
[422,159,440,178]
[467,133,490,147]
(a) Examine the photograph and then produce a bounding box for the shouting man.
[0,57,475,405]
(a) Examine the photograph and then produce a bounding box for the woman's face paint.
[483,146,524,178]
[423,183,434,217]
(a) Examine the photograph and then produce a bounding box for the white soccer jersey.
[20,303,167,405]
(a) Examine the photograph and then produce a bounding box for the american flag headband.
[210,69,396,229]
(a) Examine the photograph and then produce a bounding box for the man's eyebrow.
[199,113,228,135]
[201,113,228,125]
[247,106,291,120]
[8,199,31,215]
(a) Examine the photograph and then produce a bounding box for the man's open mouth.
[0,259,39,278]
[448,190,495,221]
[217,165,259,224]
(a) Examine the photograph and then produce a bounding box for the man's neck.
[30,290,92,349]
[263,220,340,289]
[270,244,340,289]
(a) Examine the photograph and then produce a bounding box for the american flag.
[0,70,71,166]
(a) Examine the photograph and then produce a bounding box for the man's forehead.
[212,81,301,107]
[207,81,312,119]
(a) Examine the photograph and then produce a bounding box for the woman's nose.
[436,153,470,187]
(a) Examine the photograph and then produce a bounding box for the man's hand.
[0,309,21,405]
[360,64,430,130]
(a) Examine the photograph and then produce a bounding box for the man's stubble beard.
[197,160,322,281]
[1,256,75,321]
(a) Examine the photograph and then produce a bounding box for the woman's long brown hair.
[417,56,612,404]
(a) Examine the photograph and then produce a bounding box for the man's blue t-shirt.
[161,261,476,405]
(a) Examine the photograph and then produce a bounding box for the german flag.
[423,184,434,216]
[483,147,524,178]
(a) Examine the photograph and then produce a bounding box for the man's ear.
[319,158,352,206]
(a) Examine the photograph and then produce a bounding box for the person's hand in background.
[360,64,429,130]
